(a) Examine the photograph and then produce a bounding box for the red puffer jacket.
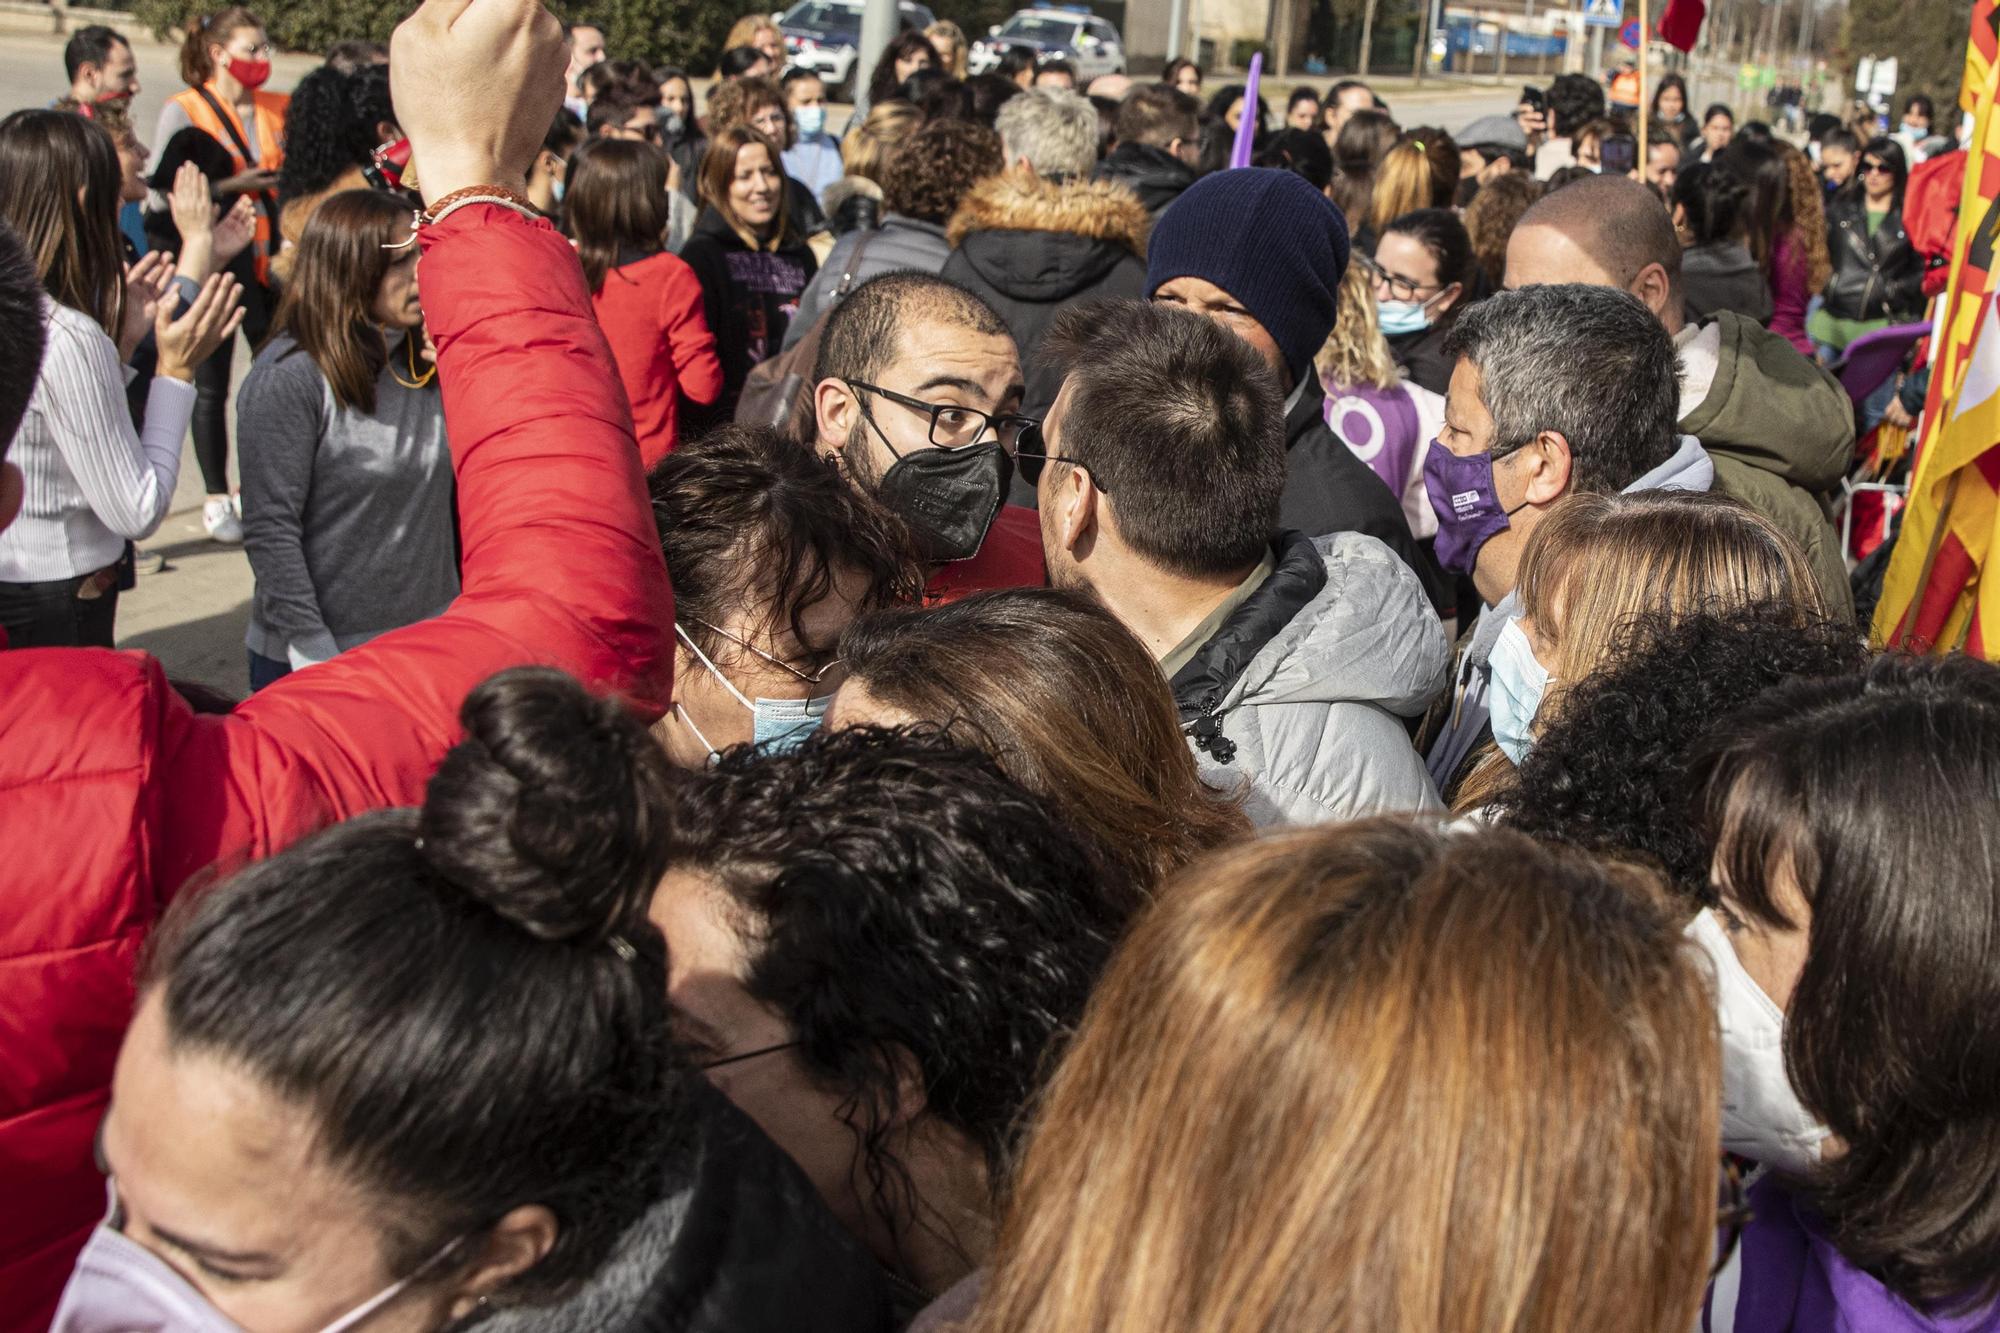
[0,206,673,1329]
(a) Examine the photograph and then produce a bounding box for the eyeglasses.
[846,380,1037,451]
[1012,420,1108,492]
[1712,1154,1753,1279]
[1862,159,1892,175]
[1355,250,1439,303]
[698,1039,802,1071]
[686,617,843,686]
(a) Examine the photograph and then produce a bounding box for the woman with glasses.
[1694,658,2000,1332]
[1365,207,1473,395]
[679,125,819,419]
[152,5,287,545]
[1812,137,1924,377]
[646,424,921,768]
[237,191,453,689]
[958,820,1725,1333]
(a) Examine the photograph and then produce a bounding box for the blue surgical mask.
[1487,617,1550,766]
[674,624,831,760]
[1377,297,1433,337]
[794,104,827,139]
[551,175,566,204]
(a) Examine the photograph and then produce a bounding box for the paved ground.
[3,26,1516,697]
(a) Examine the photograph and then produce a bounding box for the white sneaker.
[203,496,244,544]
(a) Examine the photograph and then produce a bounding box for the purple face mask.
[1422,439,1530,576]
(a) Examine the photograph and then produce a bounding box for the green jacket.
[1678,312,1857,620]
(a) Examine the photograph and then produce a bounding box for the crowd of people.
[1,4,1995,1332]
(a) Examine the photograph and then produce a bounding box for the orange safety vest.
[170,84,289,284]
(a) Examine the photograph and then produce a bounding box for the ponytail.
[180,6,262,87]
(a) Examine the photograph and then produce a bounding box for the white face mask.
[1686,909,1832,1176]
[52,1180,462,1333]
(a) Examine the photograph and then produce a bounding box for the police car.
[778,0,939,98]
[968,6,1127,82]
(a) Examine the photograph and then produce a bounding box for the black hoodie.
[1092,141,1197,217]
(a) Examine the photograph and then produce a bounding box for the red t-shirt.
[924,504,1048,604]
[591,251,725,468]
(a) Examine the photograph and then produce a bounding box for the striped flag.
[1874,20,2000,654]
[1964,0,1998,114]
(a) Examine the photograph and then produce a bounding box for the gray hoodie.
[1173,529,1451,826]
[1422,436,1717,795]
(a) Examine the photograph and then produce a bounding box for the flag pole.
[1637,0,1649,169]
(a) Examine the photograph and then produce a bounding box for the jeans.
[0,574,119,647]
[247,649,292,691]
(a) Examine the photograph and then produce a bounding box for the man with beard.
[809,271,1046,602]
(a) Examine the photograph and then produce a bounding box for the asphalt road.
[1,26,1519,697]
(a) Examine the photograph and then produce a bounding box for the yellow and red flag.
[1874,13,2000,654]
[1964,0,1998,115]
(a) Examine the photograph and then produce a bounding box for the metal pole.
[1637,0,1648,163]
[1358,0,1377,76]
[1167,0,1188,62]
[1413,0,1428,81]
[856,0,898,104]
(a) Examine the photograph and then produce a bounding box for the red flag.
[1657,0,1706,52]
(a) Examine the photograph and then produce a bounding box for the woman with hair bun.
[52,667,892,1332]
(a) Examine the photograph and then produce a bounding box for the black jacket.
[1284,376,1452,616]
[1092,141,1196,217]
[1385,320,1455,397]
[678,206,819,419]
[481,1080,893,1333]
[1823,191,1926,323]
[939,173,1151,422]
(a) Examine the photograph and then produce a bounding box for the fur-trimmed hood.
[943,173,1150,307]
[946,172,1150,253]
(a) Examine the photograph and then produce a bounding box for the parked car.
[968,6,1126,82]
[777,0,939,98]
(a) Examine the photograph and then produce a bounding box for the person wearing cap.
[1455,113,1528,203]
[1148,167,1448,613]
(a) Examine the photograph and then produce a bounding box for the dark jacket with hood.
[479,1080,893,1333]
[938,172,1152,420]
[1823,190,1926,323]
[1682,241,1775,325]
[1284,375,1453,616]
[1385,319,1455,396]
[1092,141,1197,217]
[677,206,819,419]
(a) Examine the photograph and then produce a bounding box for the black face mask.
[875,439,1013,564]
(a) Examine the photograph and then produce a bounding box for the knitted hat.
[1146,167,1351,387]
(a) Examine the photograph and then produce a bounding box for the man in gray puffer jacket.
[1033,300,1449,825]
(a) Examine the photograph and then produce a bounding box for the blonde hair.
[1452,489,1832,811]
[1315,261,1398,392]
[717,14,780,67]
[841,99,923,186]
[925,19,969,78]
[1368,128,1455,234]
[966,820,1721,1333]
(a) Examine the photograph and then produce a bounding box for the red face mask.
[225,54,271,89]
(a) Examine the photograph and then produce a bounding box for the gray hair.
[995,86,1099,178]
[1443,284,1681,492]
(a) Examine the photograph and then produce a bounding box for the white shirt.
[0,299,195,583]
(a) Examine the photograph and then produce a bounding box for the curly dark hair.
[658,723,1131,1249]
[278,63,394,205]
[883,117,1003,224]
[1495,605,1866,908]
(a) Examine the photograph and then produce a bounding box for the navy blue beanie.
[1146,168,1352,387]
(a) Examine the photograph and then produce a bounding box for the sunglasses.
[1863,159,1892,174]
[1013,421,1109,492]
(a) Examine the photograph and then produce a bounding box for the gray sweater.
[237,335,456,667]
